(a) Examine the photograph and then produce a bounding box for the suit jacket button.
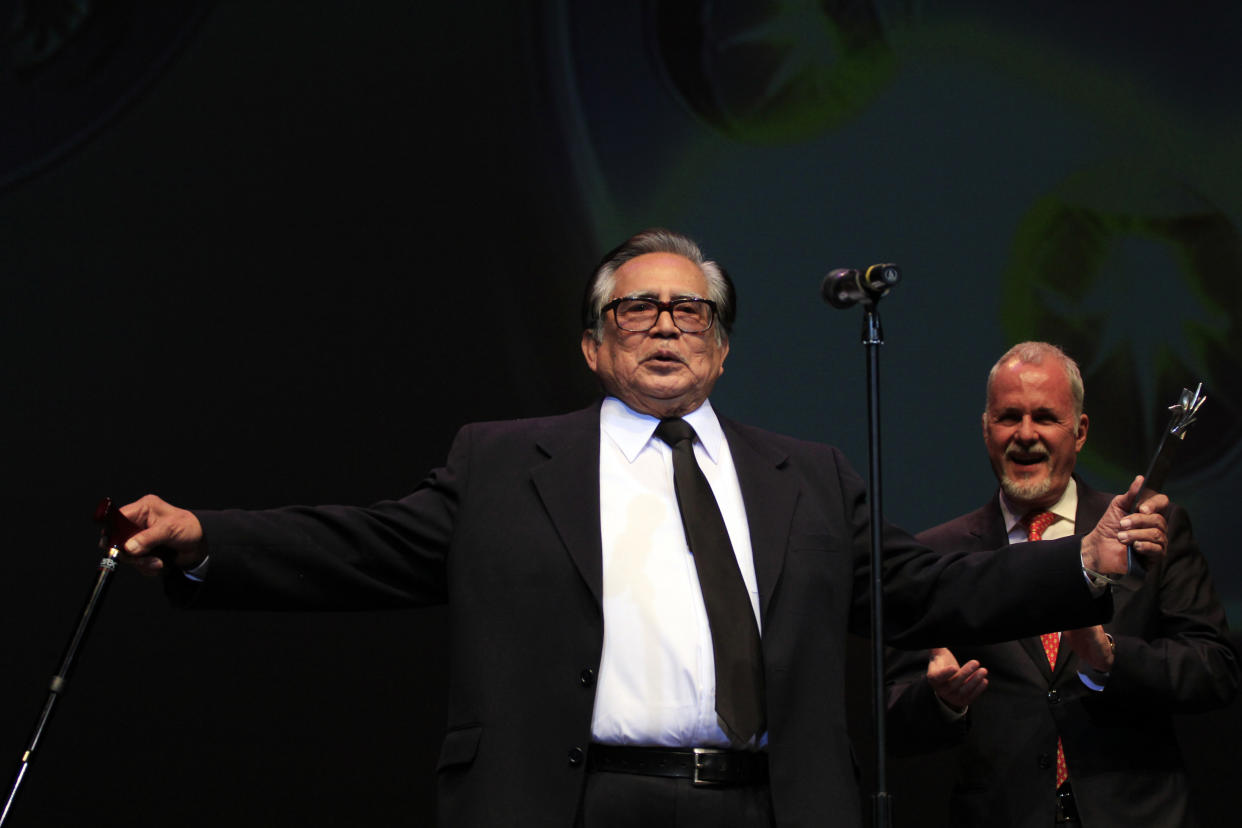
[568,747,585,767]
[1046,689,1060,705]
[580,668,596,687]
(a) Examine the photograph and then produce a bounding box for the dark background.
[2,2,1238,825]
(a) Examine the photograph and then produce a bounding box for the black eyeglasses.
[599,297,718,333]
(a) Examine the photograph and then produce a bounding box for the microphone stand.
[858,298,893,828]
[822,265,899,828]
[1,499,140,827]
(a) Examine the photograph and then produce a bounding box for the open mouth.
[1006,450,1048,467]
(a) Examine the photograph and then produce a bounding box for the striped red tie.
[1024,511,1069,788]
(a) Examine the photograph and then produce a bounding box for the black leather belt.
[1055,782,1080,824]
[587,744,769,787]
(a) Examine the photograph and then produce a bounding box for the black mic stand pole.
[1,499,140,827]
[859,298,893,828]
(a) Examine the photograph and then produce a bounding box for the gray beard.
[1001,473,1053,505]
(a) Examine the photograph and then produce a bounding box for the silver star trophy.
[1126,382,1206,582]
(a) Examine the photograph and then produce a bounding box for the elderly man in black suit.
[120,233,1171,828]
[886,341,1238,827]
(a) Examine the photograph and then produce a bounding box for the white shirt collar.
[998,477,1079,534]
[600,396,724,463]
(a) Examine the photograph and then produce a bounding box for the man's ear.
[581,330,599,373]
[1075,412,1089,451]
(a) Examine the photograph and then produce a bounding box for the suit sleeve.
[166,424,472,610]
[1103,505,1240,712]
[839,465,1110,649]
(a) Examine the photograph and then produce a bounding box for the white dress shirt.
[589,396,760,748]
[998,479,1078,545]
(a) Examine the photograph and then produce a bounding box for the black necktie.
[654,417,765,744]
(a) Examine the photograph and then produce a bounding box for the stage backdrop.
[2,2,1238,826]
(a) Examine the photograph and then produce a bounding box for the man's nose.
[650,306,681,335]
[1015,416,1038,442]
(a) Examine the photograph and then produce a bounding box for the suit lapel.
[530,405,605,606]
[720,418,798,621]
[1073,476,1110,531]
[968,499,1010,551]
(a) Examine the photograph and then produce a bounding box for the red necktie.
[1023,510,1069,788]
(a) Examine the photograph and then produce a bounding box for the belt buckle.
[692,747,728,786]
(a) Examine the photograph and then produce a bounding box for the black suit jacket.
[182,404,1114,828]
[886,479,1239,828]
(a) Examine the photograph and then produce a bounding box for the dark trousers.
[576,769,775,828]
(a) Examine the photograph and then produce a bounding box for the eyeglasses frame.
[598,296,719,334]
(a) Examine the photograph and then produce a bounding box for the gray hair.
[581,228,736,344]
[985,341,1085,420]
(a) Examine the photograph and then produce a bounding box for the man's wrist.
[1078,633,1116,686]
[1082,564,1122,590]
[932,692,969,720]
[1081,538,1122,589]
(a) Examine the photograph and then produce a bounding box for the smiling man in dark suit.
[886,341,1239,828]
[120,233,1171,828]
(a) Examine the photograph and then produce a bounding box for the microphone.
[821,263,901,309]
